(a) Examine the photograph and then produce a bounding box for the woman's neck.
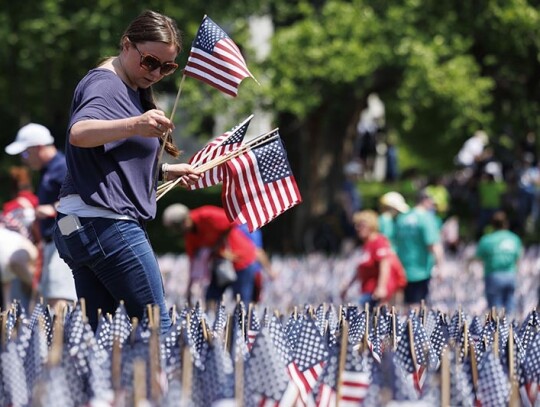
[108,56,137,90]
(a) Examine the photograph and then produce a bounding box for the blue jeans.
[206,261,258,303]
[54,215,171,334]
[484,272,516,314]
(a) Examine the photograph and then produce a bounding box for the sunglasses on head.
[132,43,178,76]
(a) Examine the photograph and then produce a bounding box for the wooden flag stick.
[152,74,187,192]
[153,304,161,333]
[201,317,210,342]
[235,352,244,407]
[507,323,521,406]
[149,320,162,403]
[131,317,139,344]
[469,341,479,394]
[112,337,122,392]
[171,304,177,325]
[362,302,370,352]
[147,304,154,329]
[48,315,64,367]
[335,320,349,406]
[420,300,426,326]
[440,349,450,407]
[408,319,418,369]
[169,74,186,125]
[180,345,192,407]
[493,317,500,358]
[133,358,147,406]
[80,298,87,323]
[463,320,469,360]
[391,306,397,351]
[224,314,233,353]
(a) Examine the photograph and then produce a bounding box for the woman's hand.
[372,285,388,301]
[166,163,201,187]
[135,109,174,138]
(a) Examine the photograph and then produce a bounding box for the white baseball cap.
[5,123,55,155]
[380,191,409,213]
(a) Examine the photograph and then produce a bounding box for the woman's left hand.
[166,163,201,187]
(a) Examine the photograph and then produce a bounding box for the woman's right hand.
[134,109,174,138]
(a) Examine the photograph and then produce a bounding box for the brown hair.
[123,10,183,158]
[353,209,379,232]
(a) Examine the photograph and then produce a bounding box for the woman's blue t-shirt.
[60,69,160,222]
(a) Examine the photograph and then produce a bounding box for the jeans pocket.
[55,222,104,267]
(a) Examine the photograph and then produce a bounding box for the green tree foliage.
[1,0,540,251]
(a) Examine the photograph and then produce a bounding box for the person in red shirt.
[341,209,406,307]
[162,204,258,305]
[0,166,40,308]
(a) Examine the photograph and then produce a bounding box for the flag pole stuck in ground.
[3,298,537,406]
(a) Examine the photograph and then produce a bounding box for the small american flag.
[476,349,511,406]
[188,115,252,190]
[184,16,256,97]
[222,134,302,232]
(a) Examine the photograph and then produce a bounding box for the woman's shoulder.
[73,68,127,102]
[77,68,120,90]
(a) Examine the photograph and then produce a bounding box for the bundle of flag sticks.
[156,128,279,201]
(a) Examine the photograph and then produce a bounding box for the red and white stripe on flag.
[339,370,370,406]
[221,135,302,232]
[287,362,324,404]
[188,115,252,190]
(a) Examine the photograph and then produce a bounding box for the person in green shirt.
[473,211,522,315]
[394,190,444,307]
[378,191,409,250]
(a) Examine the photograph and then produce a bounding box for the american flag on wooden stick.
[184,16,257,97]
[221,133,302,232]
[188,115,253,190]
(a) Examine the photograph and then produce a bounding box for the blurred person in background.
[455,129,489,171]
[471,211,522,315]
[162,204,258,306]
[475,170,507,239]
[378,191,409,250]
[340,209,406,308]
[5,123,77,313]
[394,190,444,308]
[0,166,40,308]
[238,223,277,303]
[338,160,363,252]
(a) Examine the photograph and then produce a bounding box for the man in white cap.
[5,123,77,312]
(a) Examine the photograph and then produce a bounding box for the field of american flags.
[159,244,540,319]
[0,244,539,405]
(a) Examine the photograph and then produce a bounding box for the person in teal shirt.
[394,190,444,307]
[378,191,409,250]
[474,211,522,314]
